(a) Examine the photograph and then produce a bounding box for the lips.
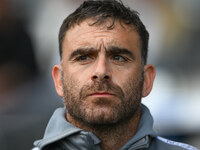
[89,92,115,97]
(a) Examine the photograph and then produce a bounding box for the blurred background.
[0,0,199,149]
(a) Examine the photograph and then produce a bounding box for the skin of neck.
[66,106,141,150]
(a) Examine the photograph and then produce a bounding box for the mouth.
[89,92,115,98]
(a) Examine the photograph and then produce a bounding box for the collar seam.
[126,136,151,150]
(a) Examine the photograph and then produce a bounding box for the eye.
[76,55,90,61]
[74,55,93,64]
[112,55,127,62]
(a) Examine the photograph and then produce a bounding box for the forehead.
[63,19,141,52]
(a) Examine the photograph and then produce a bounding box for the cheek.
[66,65,93,85]
[112,66,140,86]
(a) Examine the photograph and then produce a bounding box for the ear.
[142,64,156,97]
[52,65,63,97]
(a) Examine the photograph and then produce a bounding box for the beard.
[62,71,144,126]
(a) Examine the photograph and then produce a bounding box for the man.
[33,0,198,150]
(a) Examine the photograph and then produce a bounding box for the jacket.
[32,105,199,150]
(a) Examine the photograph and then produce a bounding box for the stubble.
[62,70,144,126]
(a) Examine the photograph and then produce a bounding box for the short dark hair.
[59,0,149,65]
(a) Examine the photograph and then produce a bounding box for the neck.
[66,107,141,150]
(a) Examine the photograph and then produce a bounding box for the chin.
[83,107,121,125]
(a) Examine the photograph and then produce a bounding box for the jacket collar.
[34,104,156,149]
[121,104,156,149]
[34,108,82,149]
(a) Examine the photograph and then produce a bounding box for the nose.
[91,56,111,81]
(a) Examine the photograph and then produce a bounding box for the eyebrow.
[69,48,96,60]
[69,46,135,60]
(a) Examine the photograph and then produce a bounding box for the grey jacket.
[33,105,198,150]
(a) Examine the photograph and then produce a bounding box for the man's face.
[58,20,146,125]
